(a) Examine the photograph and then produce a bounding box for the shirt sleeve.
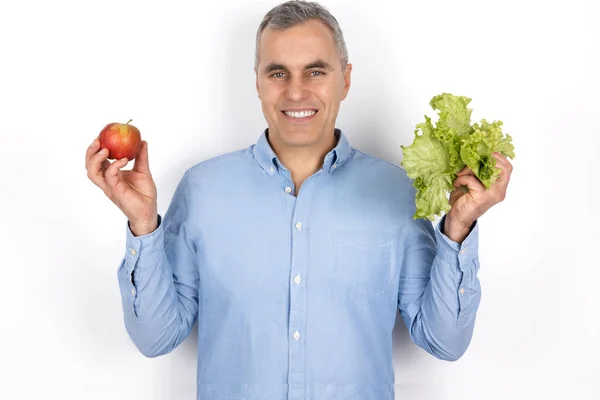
[397,214,481,361]
[116,170,199,358]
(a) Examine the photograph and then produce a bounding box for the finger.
[87,148,110,191]
[85,138,100,170]
[492,152,506,167]
[457,166,476,177]
[133,141,150,174]
[453,174,486,193]
[491,158,512,183]
[493,152,513,175]
[105,157,129,191]
[449,186,463,206]
[492,151,507,161]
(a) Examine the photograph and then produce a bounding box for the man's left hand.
[443,152,514,243]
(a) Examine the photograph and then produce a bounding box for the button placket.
[287,176,312,400]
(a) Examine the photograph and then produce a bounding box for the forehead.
[258,19,338,67]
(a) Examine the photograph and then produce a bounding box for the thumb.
[133,141,151,174]
[105,157,129,191]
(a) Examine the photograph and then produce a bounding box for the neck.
[269,130,338,194]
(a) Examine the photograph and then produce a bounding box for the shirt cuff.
[435,215,479,271]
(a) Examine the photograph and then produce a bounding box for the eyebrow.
[262,59,334,74]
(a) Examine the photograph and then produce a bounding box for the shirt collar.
[252,128,353,175]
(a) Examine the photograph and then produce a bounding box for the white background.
[1,0,599,399]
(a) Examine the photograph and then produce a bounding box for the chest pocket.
[330,230,393,301]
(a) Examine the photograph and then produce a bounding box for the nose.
[286,76,309,101]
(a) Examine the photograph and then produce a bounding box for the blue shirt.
[117,129,481,400]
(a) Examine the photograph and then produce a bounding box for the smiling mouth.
[282,110,318,119]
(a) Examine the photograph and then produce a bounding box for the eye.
[271,72,285,78]
[310,70,324,76]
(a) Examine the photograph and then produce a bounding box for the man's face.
[255,19,352,151]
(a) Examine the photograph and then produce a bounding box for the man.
[85,1,512,399]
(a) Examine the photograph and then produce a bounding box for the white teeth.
[284,110,317,118]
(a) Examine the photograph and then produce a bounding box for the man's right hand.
[85,138,158,236]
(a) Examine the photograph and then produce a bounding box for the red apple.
[98,119,142,160]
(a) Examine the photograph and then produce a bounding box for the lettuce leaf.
[401,93,515,220]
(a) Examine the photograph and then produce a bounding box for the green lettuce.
[401,93,515,220]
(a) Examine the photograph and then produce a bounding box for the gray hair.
[254,0,349,71]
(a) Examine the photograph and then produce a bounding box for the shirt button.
[332,164,337,169]
[129,248,136,256]
[285,186,292,194]
[269,166,275,173]
[131,288,136,296]
[459,287,465,295]
[294,275,301,284]
[460,248,466,255]
[295,222,302,230]
[293,331,300,341]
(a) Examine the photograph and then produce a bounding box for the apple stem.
[126,119,132,125]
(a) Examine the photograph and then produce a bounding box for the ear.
[341,63,352,101]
